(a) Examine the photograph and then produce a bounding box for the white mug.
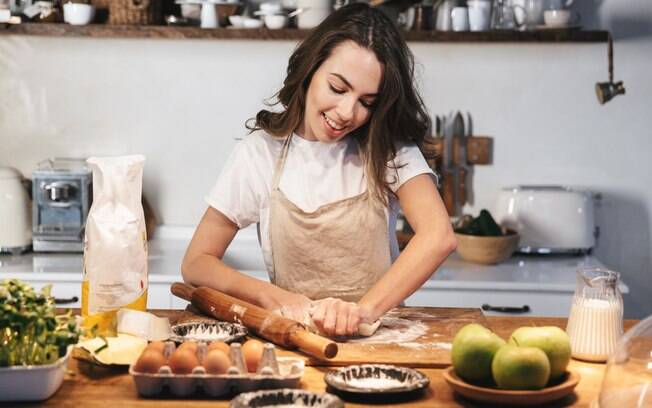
[297,0,332,29]
[513,0,544,29]
[200,3,218,28]
[467,0,491,31]
[451,7,469,31]
[543,9,579,27]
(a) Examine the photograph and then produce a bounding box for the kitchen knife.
[441,114,456,215]
[171,282,338,360]
[456,112,472,207]
[451,111,466,213]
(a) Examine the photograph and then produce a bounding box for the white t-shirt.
[206,130,435,276]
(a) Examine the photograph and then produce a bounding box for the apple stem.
[513,338,520,346]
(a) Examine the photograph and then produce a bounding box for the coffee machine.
[32,158,91,252]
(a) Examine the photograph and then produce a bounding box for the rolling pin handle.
[171,282,196,301]
[289,329,338,360]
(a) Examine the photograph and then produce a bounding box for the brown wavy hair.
[247,3,430,205]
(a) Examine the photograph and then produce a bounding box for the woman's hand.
[260,290,313,324]
[310,297,374,337]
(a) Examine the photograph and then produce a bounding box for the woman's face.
[298,40,383,143]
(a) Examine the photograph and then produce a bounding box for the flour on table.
[342,313,428,344]
[345,377,405,389]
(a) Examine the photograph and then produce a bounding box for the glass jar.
[566,268,623,363]
[597,314,652,407]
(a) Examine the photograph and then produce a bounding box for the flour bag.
[82,155,148,336]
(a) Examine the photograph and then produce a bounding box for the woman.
[182,3,456,337]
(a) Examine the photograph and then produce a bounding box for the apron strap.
[271,133,293,191]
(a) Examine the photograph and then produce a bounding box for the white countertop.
[0,226,628,294]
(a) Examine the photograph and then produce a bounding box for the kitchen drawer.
[406,288,573,317]
[23,280,173,310]
[29,281,82,308]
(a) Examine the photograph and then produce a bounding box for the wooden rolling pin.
[171,282,338,360]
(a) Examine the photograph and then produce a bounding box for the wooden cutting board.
[171,306,488,368]
[295,307,488,367]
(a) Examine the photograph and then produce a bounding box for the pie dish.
[169,321,247,343]
[324,364,430,395]
[229,388,344,408]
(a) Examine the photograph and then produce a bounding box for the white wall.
[1,0,650,318]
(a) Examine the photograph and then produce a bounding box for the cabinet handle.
[54,296,79,305]
[481,304,530,314]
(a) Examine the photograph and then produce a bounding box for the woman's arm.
[359,173,457,318]
[181,207,311,314]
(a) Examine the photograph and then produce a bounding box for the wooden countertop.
[2,312,638,407]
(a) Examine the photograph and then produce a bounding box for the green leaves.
[0,279,80,367]
[454,209,504,236]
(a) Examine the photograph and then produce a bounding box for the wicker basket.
[108,0,162,25]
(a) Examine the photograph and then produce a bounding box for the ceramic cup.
[264,14,287,29]
[451,7,469,31]
[467,0,491,31]
[63,2,95,25]
[543,9,578,27]
[296,0,331,29]
[200,3,218,28]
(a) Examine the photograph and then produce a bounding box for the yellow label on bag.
[81,280,148,337]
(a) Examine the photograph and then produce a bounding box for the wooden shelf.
[1,22,609,42]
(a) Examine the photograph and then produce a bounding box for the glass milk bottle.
[566,268,623,362]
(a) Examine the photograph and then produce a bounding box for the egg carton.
[130,341,304,397]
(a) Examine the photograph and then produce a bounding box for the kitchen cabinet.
[408,253,629,317]
[407,287,573,316]
[0,226,628,317]
[20,279,178,309]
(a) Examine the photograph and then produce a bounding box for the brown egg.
[168,348,199,374]
[177,341,198,353]
[146,341,166,354]
[208,341,230,355]
[203,349,231,375]
[241,339,264,373]
[133,349,167,374]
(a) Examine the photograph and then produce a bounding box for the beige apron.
[269,133,392,302]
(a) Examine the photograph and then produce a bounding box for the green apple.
[508,326,571,380]
[451,323,506,383]
[492,344,551,390]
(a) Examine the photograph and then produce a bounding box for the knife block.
[422,135,493,216]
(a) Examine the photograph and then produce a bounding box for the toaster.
[492,185,598,254]
[32,158,92,252]
[0,167,32,254]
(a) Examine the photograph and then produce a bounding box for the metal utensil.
[441,114,456,215]
[451,112,465,212]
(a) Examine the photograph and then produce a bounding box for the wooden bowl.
[442,366,580,406]
[454,231,519,265]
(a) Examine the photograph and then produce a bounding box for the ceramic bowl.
[63,2,95,25]
[228,15,244,27]
[242,17,263,28]
[454,230,519,265]
[264,14,287,29]
[0,346,72,402]
[543,9,571,27]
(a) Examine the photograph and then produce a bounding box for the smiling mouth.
[323,113,345,131]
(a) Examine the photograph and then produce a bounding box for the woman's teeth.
[323,113,344,131]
